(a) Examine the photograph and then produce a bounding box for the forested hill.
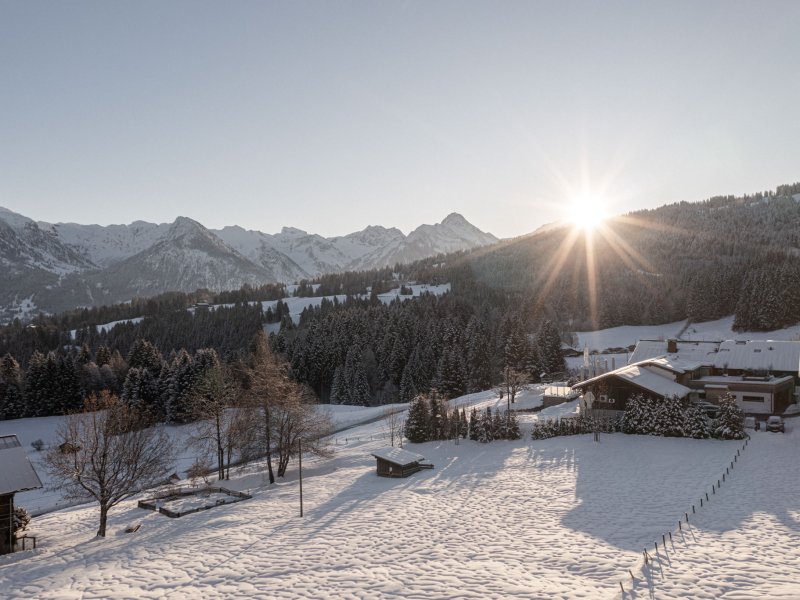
[408,182,800,332]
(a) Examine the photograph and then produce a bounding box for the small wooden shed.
[371,447,432,478]
[0,435,43,554]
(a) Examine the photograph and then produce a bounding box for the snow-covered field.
[3,392,797,599]
[576,315,800,354]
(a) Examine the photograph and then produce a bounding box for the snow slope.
[576,315,800,353]
[4,393,794,599]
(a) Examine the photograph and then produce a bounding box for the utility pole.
[298,439,303,517]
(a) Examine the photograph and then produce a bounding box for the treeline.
[0,303,263,369]
[403,393,521,443]
[9,283,286,336]
[273,292,566,405]
[0,303,266,421]
[0,338,221,421]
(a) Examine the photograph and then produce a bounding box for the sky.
[1,1,799,239]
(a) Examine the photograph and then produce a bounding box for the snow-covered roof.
[644,356,705,374]
[712,340,800,373]
[574,363,692,399]
[628,340,721,365]
[0,435,43,495]
[693,375,794,386]
[371,447,426,467]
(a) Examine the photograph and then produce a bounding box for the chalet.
[371,447,432,478]
[0,435,43,554]
[574,338,800,416]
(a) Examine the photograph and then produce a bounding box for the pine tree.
[537,320,566,376]
[622,394,649,434]
[468,408,479,441]
[0,353,24,420]
[714,393,746,439]
[478,407,494,443]
[329,365,346,404]
[504,410,521,440]
[684,404,711,439]
[398,363,417,403]
[404,396,430,443]
[428,393,445,440]
[656,395,686,437]
[350,359,371,407]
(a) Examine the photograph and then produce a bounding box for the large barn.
[0,435,43,555]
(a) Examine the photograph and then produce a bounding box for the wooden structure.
[371,447,432,478]
[575,340,800,416]
[0,435,43,554]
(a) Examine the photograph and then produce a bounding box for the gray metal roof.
[713,341,800,373]
[0,435,43,495]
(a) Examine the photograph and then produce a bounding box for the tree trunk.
[265,408,275,484]
[97,504,109,538]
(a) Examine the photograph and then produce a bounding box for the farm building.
[574,338,800,416]
[0,434,43,554]
[371,447,432,478]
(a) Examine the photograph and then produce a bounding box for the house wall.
[579,377,657,411]
[693,379,794,415]
[376,458,421,478]
[0,493,12,555]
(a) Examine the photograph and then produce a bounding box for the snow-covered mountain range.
[0,207,497,319]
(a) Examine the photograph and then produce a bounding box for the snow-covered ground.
[263,283,451,326]
[4,407,794,599]
[576,315,800,354]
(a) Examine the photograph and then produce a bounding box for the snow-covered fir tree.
[477,407,494,443]
[714,393,746,439]
[503,410,521,440]
[684,403,711,439]
[468,408,479,441]
[621,394,649,434]
[656,395,686,437]
[404,396,430,443]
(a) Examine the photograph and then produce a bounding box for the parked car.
[744,416,760,431]
[765,416,785,433]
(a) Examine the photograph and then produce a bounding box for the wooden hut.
[371,447,432,478]
[0,435,43,554]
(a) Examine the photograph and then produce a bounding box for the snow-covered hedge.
[621,393,741,440]
[531,415,619,440]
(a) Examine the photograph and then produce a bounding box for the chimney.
[667,339,678,354]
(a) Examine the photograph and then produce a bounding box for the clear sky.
[2,1,799,238]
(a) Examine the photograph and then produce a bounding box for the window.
[742,395,765,403]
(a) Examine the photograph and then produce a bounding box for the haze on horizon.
[1,1,799,239]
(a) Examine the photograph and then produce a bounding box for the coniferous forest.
[2,182,800,420]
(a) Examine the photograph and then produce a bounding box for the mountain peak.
[168,216,206,236]
[281,226,308,236]
[442,212,469,226]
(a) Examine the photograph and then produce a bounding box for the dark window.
[742,395,765,403]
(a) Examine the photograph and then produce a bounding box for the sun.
[567,193,608,231]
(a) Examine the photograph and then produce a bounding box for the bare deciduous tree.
[45,391,174,537]
[188,365,250,481]
[498,367,529,413]
[242,332,295,484]
[383,406,404,447]
[273,383,332,477]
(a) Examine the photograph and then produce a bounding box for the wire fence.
[616,436,751,598]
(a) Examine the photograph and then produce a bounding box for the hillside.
[411,182,800,332]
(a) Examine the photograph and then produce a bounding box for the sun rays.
[532,195,674,330]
